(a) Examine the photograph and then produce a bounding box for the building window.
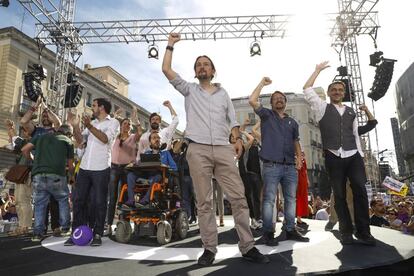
[86,92,92,107]
[112,76,119,85]
[125,111,131,118]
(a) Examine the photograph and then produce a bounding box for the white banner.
[382,176,404,192]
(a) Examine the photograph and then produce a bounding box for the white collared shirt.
[136,115,179,162]
[303,87,363,158]
[80,115,120,171]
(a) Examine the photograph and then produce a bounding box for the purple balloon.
[71,225,93,246]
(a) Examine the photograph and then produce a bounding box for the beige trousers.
[14,180,33,228]
[186,143,255,254]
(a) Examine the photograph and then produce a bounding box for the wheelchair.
[114,163,189,245]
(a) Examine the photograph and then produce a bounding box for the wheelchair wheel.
[156,221,172,245]
[175,211,189,240]
[115,221,132,244]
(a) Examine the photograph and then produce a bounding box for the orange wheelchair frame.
[114,164,189,245]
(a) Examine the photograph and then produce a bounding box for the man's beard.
[150,143,160,150]
[42,119,52,127]
[151,122,159,130]
[196,71,211,80]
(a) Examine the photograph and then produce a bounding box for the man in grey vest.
[303,61,376,246]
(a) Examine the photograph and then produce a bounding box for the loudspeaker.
[63,83,83,108]
[24,73,42,102]
[368,59,395,101]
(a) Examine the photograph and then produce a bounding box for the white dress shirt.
[303,87,363,158]
[136,115,179,162]
[80,115,120,171]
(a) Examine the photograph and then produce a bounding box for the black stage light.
[32,64,47,79]
[67,72,79,83]
[148,45,159,59]
[0,0,10,7]
[250,41,261,56]
[337,66,348,77]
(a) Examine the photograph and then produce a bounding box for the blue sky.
[1,0,414,170]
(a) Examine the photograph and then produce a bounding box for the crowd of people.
[1,32,414,267]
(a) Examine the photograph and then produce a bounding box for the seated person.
[1,194,18,222]
[124,132,177,208]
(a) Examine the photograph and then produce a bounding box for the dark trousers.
[44,195,59,231]
[246,172,263,220]
[72,168,110,236]
[325,151,370,235]
[241,173,262,220]
[107,166,127,225]
[181,175,194,218]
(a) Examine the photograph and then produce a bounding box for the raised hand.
[168,33,180,45]
[82,114,92,128]
[5,119,14,129]
[67,110,80,126]
[131,107,140,124]
[359,104,368,113]
[261,77,272,86]
[113,108,123,118]
[163,100,171,107]
[315,61,330,72]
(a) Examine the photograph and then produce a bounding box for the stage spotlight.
[337,66,348,77]
[148,44,159,59]
[368,58,396,101]
[0,0,10,7]
[250,41,261,57]
[67,72,79,83]
[369,51,383,67]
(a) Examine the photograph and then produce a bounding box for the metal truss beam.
[329,11,379,48]
[35,14,291,44]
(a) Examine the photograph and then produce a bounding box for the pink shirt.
[111,134,138,165]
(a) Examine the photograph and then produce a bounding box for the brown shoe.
[219,215,224,227]
[52,228,62,237]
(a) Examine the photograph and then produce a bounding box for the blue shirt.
[144,149,178,171]
[254,105,299,163]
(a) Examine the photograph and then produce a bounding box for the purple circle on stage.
[72,225,93,246]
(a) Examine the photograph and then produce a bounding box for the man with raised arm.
[161,33,268,266]
[303,61,376,246]
[249,77,309,246]
[137,100,179,157]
